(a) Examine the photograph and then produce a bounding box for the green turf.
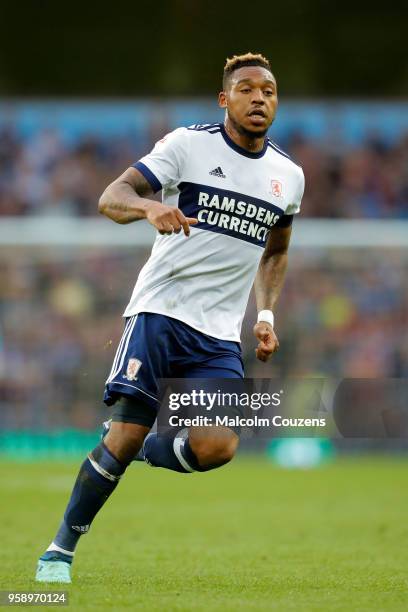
[1,456,408,611]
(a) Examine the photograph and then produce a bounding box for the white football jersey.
[123,123,305,341]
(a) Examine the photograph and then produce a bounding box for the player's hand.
[145,202,198,236]
[253,322,279,362]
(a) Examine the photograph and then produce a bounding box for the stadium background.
[1,99,408,436]
[1,3,408,609]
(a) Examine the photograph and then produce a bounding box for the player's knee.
[104,421,149,464]
[192,434,238,468]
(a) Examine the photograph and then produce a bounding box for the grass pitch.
[1,456,408,611]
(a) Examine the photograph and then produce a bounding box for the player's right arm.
[98,167,197,236]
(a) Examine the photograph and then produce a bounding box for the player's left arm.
[253,224,292,362]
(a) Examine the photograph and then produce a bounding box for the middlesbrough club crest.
[271,180,282,198]
[124,358,142,381]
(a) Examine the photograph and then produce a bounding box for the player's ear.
[218,91,227,109]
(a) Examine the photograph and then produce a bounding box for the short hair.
[223,52,272,89]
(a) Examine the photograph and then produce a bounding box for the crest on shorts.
[124,358,142,381]
[271,180,282,198]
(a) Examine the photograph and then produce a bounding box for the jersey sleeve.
[132,128,189,193]
[284,168,305,216]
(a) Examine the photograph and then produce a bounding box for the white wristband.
[257,310,274,328]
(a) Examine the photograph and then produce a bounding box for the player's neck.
[223,119,266,153]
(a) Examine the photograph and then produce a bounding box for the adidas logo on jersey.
[209,166,226,178]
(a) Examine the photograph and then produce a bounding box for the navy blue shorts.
[104,313,244,416]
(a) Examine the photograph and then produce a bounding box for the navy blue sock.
[47,442,127,555]
[143,431,222,473]
[143,431,192,473]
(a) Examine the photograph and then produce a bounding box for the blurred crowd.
[1,124,408,218]
[1,248,407,429]
[0,127,142,217]
[1,109,407,430]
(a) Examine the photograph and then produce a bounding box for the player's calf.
[189,426,239,470]
[36,423,149,582]
[143,426,239,473]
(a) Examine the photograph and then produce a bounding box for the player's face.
[219,66,278,137]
